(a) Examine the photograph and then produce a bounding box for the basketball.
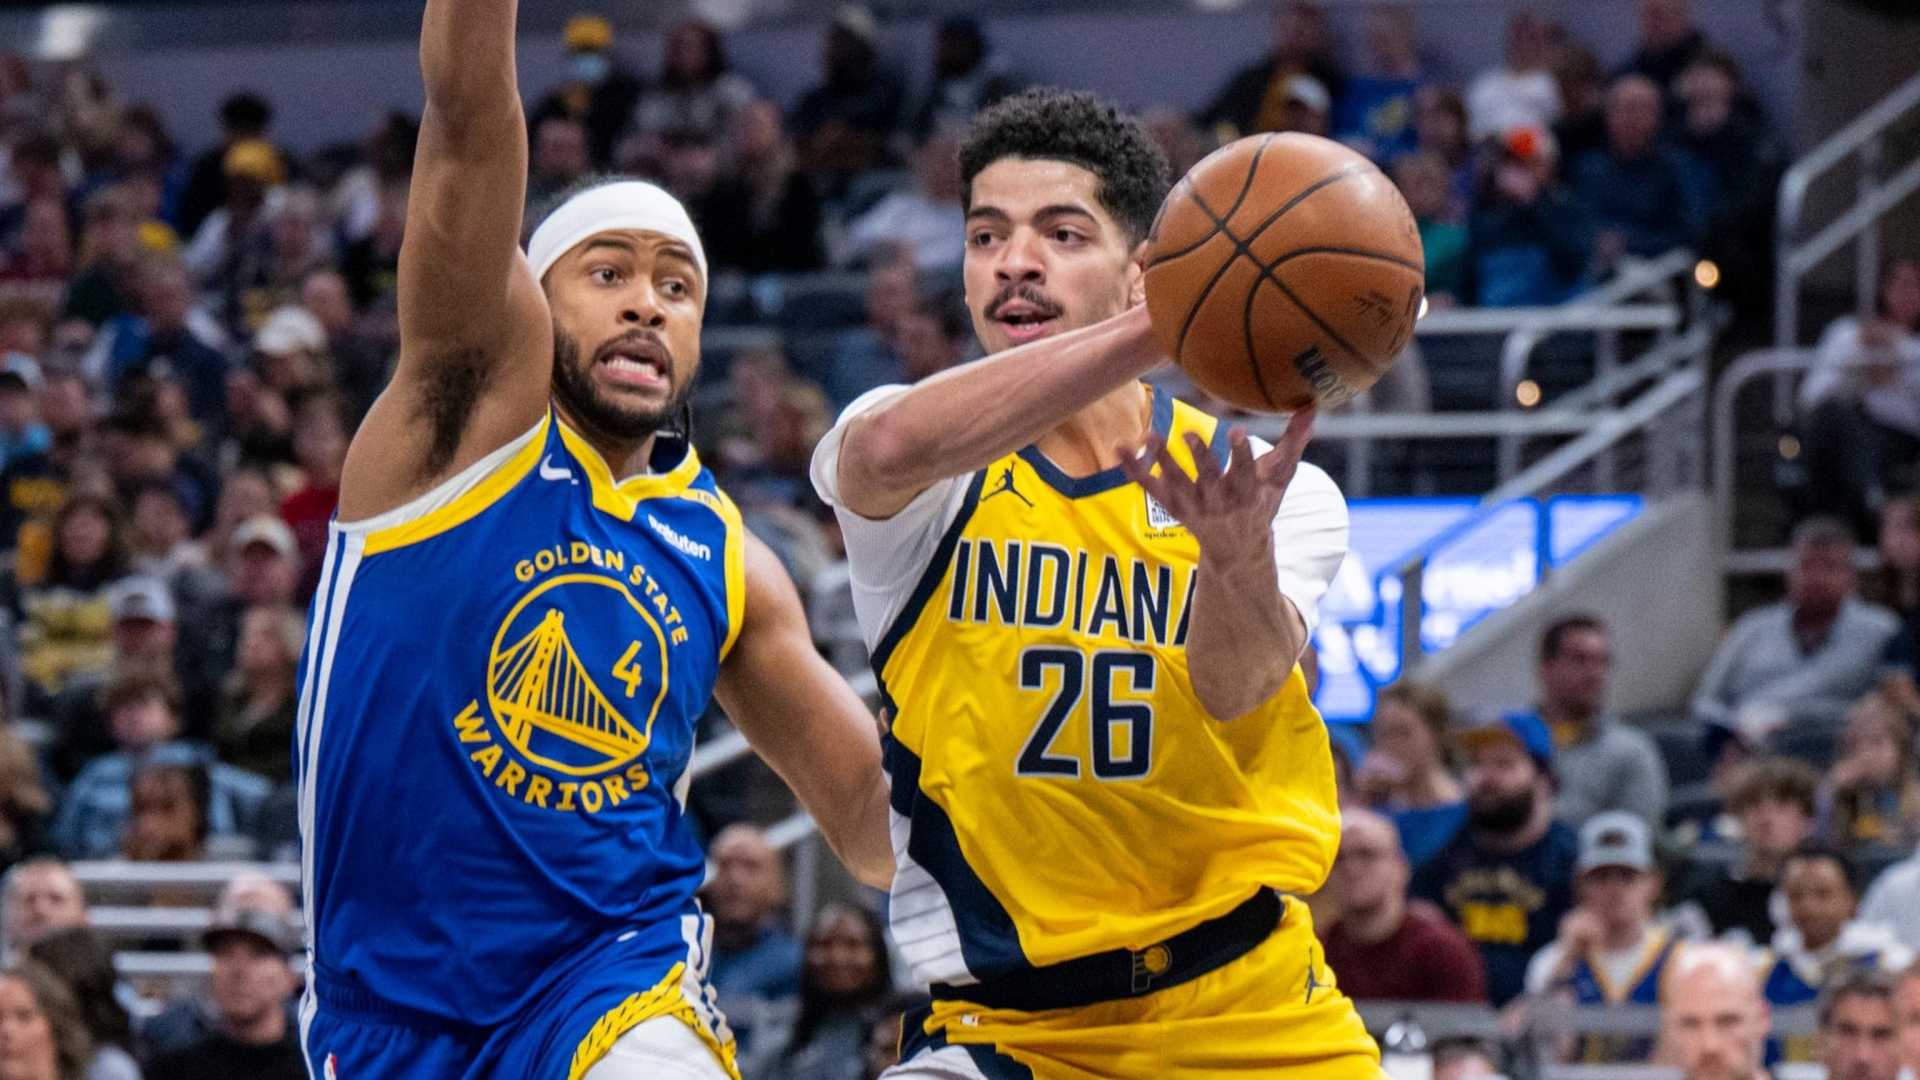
[1142,132,1426,413]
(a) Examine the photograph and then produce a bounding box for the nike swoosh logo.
[540,455,574,482]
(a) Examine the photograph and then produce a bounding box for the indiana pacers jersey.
[295,411,741,1078]
[826,385,1344,989]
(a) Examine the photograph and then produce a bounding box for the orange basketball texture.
[1142,133,1425,413]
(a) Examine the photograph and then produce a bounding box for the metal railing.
[1774,70,1920,420]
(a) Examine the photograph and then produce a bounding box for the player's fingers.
[1278,407,1317,464]
[1223,426,1260,497]
[1185,432,1223,486]
[1117,440,1155,485]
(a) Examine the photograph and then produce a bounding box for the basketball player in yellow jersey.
[811,89,1379,1077]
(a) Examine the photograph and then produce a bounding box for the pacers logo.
[453,539,691,816]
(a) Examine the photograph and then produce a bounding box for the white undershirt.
[807,384,1350,653]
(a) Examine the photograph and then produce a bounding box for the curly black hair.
[959,88,1172,246]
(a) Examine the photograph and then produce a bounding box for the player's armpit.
[715,533,894,890]
[340,0,553,522]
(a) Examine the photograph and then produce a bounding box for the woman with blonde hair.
[1820,687,1920,848]
[0,961,94,1080]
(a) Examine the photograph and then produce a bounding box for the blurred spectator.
[7,493,129,703]
[0,861,86,959]
[0,199,72,310]
[1552,45,1609,179]
[1466,11,1562,142]
[1271,76,1330,139]
[1140,109,1211,180]
[1391,153,1465,305]
[764,903,892,1080]
[859,994,923,1080]
[176,93,274,238]
[1355,682,1464,869]
[1524,812,1673,1062]
[731,382,833,525]
[0,358,48,472]
[910,16,1020,140]
[1673,757,1818,946]
[635,19,756,151]
[250,306,326,401]
[229,187,329,334]
[526,117,590,214]
[706,825,802,1075]
[337,180,404,312]
[119,762,208,863]
[1691,518,1899,731]
[1412,712,1578,1006]
[86,257,228,429]
[298,270,388,427]
[0,961,95,1080]
[1332,4,1424,162]
[1820,968,1903,1080]
[1535,615,1668,828]
[0,135,70,254]
[893,298,972,387]
[1198,0,1344,141]
[528,14,643,170]
[281,390,346,590]
[23,929,136,1080]
[840,130,964,273]
[1659,942,1773,1080]
[692,101,826,276]
[1799,259,1920,534]
[61,188,143,330]
[142,871,292,1056]
[792,6,905,181]
[1872,497,1920,624]
[1673,50,1779,227]
[329,111,415,258]
[49,671,266,861]
[98,410,215,547]
[1620,0,1710,99]
[1900,960,1920,1077]
[825,260,921,409]
[1820,690,1920,848]
[1569,74,1705,271]
[213,606,298,783]
[1319,808,1486,1002]
[1412,87,1475,222]
[1433,1039,1502,1080]
[181,139,283,303]
[1764,845,1911,1064]
[145,908,303,1080]
[0,727,47,882]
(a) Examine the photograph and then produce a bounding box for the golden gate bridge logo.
[485,574,669,778]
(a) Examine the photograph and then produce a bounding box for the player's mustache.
[985,285,1063,322]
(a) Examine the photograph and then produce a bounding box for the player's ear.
[1127,249,1147,307]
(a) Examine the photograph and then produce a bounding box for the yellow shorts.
[899,899,1381,1079]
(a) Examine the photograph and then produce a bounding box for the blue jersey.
[295,412,744,1031]
[1565,927,1677,1064]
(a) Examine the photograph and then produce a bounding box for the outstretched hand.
[1118,409,1316,565]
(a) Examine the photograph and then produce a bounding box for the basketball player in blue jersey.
[294,2,891,1078]
[813,89,1377,1076]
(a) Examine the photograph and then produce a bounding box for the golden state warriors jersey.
[870,387,1341,988]
[295,411,743,1032]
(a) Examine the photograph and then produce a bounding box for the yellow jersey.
[819,384,1347,990]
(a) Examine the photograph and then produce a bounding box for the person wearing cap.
[1660,941,1774,1080]
[1462,121,1594,307]
[177,92,276,237]
[528,13,642,171]
[1413,712,1580,1006]
[792,5,906,178]
[1535,615,1669,830]
[146,906,305,1080]
[297,2,891,1077]
[143,871,301,1058]
[1763,845,1911,1065]
[1197,0,1346,141]
[1523,811,1678,1062]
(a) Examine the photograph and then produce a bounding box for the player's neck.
[1034,382,1151,478]
[556,402,661,482]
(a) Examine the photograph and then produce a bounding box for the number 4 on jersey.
[1016,647,1155,780]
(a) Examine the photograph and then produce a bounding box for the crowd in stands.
[0,0,1886,1074]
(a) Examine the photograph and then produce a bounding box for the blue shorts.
[299,915,737,1080]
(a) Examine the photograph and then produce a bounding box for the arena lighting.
[1695,259,1722,289]
[1515,379,1542,408]
[37,5,106,61]
[1780,434,1802,460]
[1418,295,1430,320]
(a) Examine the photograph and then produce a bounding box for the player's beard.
[1466,786,1536,835]
[551,328,691,442]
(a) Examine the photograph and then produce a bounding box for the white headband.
[526,180,709,285]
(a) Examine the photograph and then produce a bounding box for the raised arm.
[831,303,1163,519]
[715,535,893,889]
[338,0,554,521]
